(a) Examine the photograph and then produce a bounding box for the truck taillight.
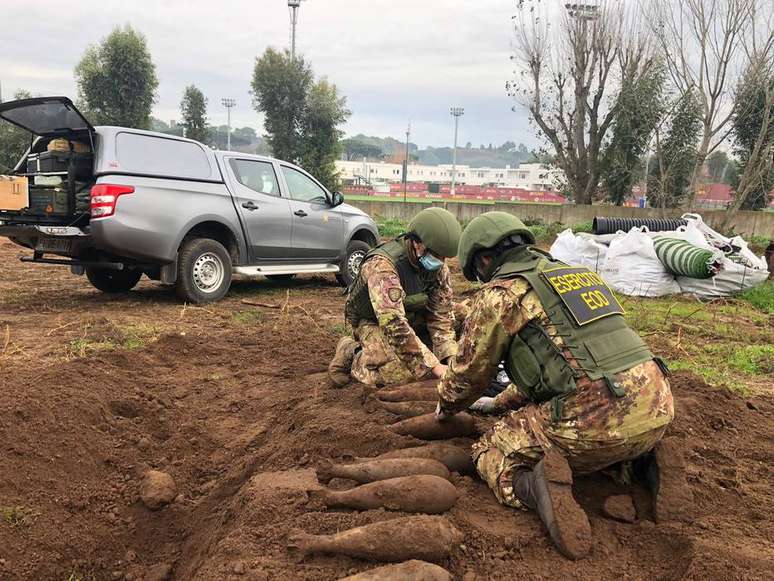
[90,184,134,218]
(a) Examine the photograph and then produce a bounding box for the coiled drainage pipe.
[593,216,688,235]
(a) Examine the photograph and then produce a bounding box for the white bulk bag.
[549,229,608,272]
[677,258,769,297]
[601,228,681,297]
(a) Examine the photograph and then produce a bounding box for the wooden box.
[0,176,29,211]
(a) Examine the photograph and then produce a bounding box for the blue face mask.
[419,252,444,271]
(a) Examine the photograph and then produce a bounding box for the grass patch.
[64,321,162,359]
[120,323,162,350]
[623,294,774,394]
[737,280,774,314]
[376,217,409,238]
[728,345,774,375]
[745,234,770,256]
[66,337,117,358]
[232,309,265,324]
[1,505,35,528]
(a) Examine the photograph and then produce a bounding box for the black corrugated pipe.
[593,216,688,235]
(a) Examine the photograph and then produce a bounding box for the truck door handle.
[294,210,308,217]
[242,201,259,210]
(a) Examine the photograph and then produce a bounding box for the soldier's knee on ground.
[473,446,525,509]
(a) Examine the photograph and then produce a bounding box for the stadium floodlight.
[221,98,236,151]
[449,107,464,197]
[288,0,308,59]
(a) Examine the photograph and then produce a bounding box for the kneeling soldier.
[329,208,462,388]
[436,212,675,559]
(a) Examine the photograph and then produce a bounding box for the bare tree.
[651,0,754,207]
[722,9,774,227]
[509,0,657,204]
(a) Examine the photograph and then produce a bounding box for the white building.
[335,160,559,191]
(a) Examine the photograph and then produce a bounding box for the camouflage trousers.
[350,323,437,387]
[473,361,674,508]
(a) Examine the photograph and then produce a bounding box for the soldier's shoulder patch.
[387,287,403,302]
[541,266,624,325]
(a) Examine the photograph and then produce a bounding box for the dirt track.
[1,238,773,580]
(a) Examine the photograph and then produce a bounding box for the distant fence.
[346,199,774,239]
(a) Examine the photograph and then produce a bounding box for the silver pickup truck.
[0,97,379,303]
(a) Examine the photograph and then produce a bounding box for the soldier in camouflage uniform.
[328,208,462,387]
[436,212,675,559]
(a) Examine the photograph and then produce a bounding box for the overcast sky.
[0,0,537,148]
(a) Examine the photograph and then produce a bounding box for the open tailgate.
[0,96,94,137]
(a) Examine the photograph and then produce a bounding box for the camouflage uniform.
[438,278,674,508]
[348,253,457,387]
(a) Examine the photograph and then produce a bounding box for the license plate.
[36,237,72,254]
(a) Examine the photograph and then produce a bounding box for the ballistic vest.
[346,239,441,326]
[491,247,653,420]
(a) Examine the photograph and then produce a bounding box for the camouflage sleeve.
[424,264,458,362]
[438,282,531,414]
[364,256,439,378]
[492,383,529,412]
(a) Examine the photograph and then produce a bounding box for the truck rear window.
[115,133,215,180]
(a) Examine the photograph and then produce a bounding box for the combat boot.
[634,437,692,523]
[513,449,591,560]
[328,336,357,387]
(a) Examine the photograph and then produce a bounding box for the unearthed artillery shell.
[357,444,474,475]
[287,515,462,563]
[316,458,450,484]
[376,386,438,403]
[389,412,477,441]
[339,560,452,581]
[375,400,437,418]
[310,475,458,514]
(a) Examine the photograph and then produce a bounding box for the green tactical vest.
[346,239,441,325]
[491,247,653,421]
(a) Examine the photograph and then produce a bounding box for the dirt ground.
[0,237,772,581]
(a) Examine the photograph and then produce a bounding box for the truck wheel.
[86,267,143,293]
[336,240,371,287]
[176,238,232,303]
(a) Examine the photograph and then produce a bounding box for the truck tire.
[176,238,232,303]
[336,240,371,287]
[86,267,143,293]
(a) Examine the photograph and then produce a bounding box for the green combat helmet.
[458,211,536,281]
[406,207,462,258]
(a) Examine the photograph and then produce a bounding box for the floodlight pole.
[289,0,302,59]
[221,98,236,151]
[450,107,464,197]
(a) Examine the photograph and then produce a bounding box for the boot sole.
[534,450,592,560]
[652,438,693,523]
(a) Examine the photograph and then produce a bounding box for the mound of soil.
[2,321,772,581]
[0,240,772,580]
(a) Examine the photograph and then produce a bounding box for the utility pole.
[221,98,236,151]
[449,107,464,197]
[288,0,305,59]
[403,121,411,203]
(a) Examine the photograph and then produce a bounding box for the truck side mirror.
[331,191,344,207]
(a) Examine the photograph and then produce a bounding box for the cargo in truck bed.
[0,175,29,211]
